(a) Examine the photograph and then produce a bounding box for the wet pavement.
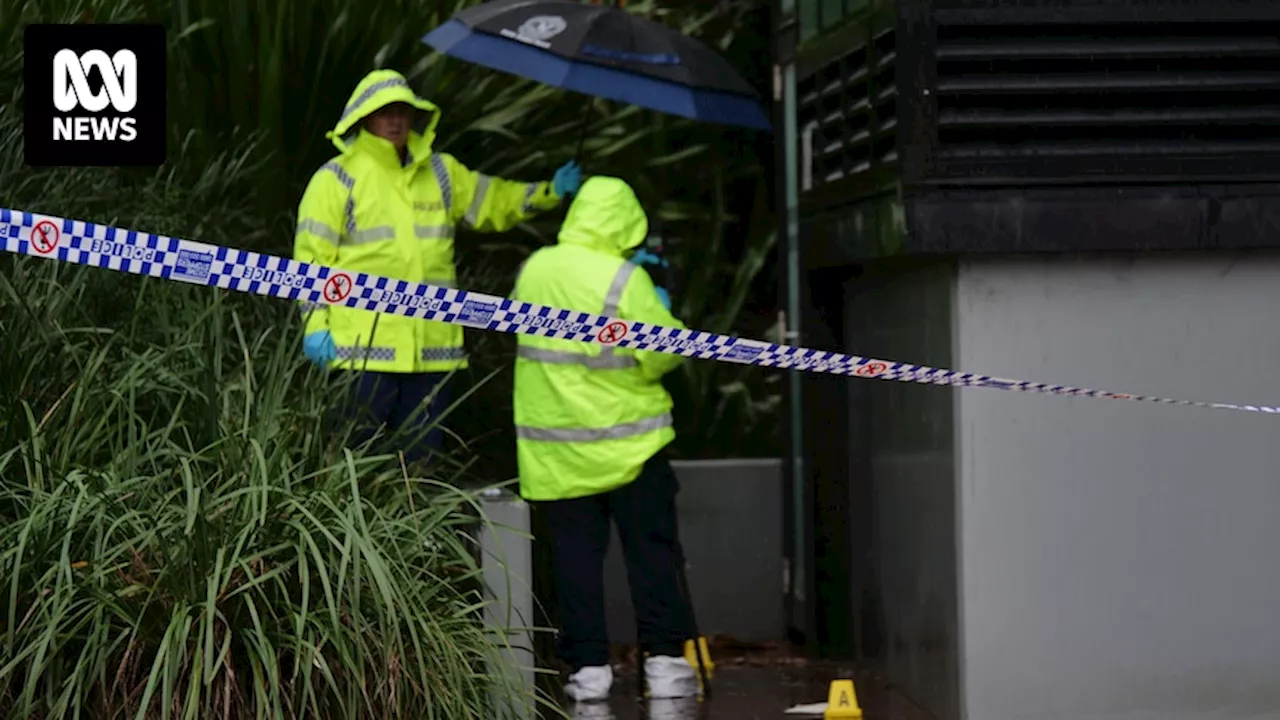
[547,640,934,720]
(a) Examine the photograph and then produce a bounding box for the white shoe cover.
[643,655,699,699]
[565,664,613,702]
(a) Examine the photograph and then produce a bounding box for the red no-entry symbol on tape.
[855,361,888,377]
[597,321,628,344]
[322,272,353,303]
[30,220,59,255]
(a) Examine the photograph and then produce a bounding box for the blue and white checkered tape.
[2,206,1278,415]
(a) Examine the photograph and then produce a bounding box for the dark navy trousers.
[538,453,698,671]
[342,371,451,465]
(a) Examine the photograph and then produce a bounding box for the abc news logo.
[53,49,139,142]
[24,23,166,167]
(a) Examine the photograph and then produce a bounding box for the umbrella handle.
[573,107,590,166]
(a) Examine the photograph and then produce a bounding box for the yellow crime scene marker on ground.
[683,636,714,694]
[824,678,863,719]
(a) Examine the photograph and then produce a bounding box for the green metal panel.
[822,0,844,30]
[798,0,893,55]
[799,0,818,42]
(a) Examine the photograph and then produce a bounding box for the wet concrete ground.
[549,640,934,720]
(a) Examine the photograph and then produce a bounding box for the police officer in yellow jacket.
[512,176,699,703]
[294,69,581,462]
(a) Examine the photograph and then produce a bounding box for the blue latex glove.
[303,330,337,367]
[628,248,668,269]
[628,250,672,310]
[553,160,582,198]
[653,285,672,311]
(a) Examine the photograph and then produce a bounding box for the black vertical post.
[771,0,811,648]
[800,264,855,660]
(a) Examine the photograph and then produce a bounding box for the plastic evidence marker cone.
[683,637,715,697]
[823,679,863,719]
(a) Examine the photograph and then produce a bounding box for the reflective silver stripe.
[517,345,636,369]
[430,155,453,215]
[603,262,636,316]
[297,218,340,244]
[298,301,327,314]
[515,412,673,443]
[424,277,456,288]
[339,77,411,126]
[598,262,638,361]
[320,161,357,238]
[347,225,396,245]
[520,182,539,214]
[336,346,396,362]
[415,224,454,240]
[465,174,492,226]
[421,347,467,362]
[321,161,355,189]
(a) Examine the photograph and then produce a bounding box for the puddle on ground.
[539,639,935,720]
[554,663,933,720]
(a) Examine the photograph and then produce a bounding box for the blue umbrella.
[421,0,771,132]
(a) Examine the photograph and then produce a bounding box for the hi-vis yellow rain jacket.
[511,177,687,502]
[293,69,564,373]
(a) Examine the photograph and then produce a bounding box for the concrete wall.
[953,252,1280,720]
[845,262,962,720]
[477,489,538,719]
[604,458,786,644]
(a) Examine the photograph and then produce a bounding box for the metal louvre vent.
[797,26,897,191]
[933,22,1280,164]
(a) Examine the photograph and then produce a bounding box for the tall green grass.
[0,260,547,719]
[0,114,552,717]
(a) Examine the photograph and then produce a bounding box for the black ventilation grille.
[796,25,897,191]
[932,22,1280,169]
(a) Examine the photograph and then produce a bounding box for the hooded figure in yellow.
[511,176,702,703]
[293,69,581,464]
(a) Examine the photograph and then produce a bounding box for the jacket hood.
[326,69,442,155]
[557,176,649,256]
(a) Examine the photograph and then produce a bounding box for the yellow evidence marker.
[683,637,715,697]
[823,678,863,719]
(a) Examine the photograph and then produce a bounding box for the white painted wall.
[954,253,1280,720]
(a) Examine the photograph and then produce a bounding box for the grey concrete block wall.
[954,253,1280,720]
[603,458,786,645]
[844,252,1280,720]
[478,489,538,719]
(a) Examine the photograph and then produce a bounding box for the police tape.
[1,206,1277,415]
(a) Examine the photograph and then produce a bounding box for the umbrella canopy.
[422,0,771,131]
